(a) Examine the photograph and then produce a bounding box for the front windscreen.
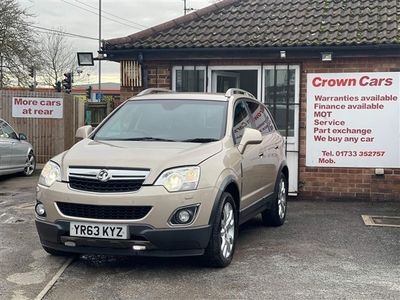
[93,100,228,143]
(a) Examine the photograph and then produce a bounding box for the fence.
[0,90,84,163]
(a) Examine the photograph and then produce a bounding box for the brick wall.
[117,56,400,201]
[299,57,400,201]
[120,62,171,102]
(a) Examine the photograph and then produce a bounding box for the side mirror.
[76,125,93,139]
[237,128,262,154]
[19,133,27,141]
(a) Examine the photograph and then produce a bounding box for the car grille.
[57,202,152,220]
[69,177,144,193]
[68,167,150,193]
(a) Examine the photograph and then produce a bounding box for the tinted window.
[1,123,18,139]
[94,100,227,142]
[233,101,252,144]
[246,101,275,135]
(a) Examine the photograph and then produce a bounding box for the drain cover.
[362,215,400,228]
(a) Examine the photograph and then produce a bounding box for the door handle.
[258,153,264,158]
[274,146,279,150]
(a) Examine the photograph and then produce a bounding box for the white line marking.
[34,257,74,300]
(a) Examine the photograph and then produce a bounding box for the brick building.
[102,0,400,200]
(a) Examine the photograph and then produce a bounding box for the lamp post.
[98,0,102,98]
[0,55,3,89]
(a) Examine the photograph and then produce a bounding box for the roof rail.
[137,88,173,96]
[225,88,256,99]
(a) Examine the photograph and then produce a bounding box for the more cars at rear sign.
[12,97,63,119]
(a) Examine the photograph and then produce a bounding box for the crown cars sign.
[306,72,400,168]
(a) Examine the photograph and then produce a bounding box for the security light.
[280,51,286,59]
[77,52,94,66]
[321,52,333,61]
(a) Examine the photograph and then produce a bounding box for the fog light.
[64,241,76,247]
[35,203,46,217]
[132,245,146,251]
[170,205,199,225]
[178,210,191,223]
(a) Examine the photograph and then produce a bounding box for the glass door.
[213,71,240,93]
[263,65,300,195]
[208,66,262,99]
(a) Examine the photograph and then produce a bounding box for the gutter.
[101,44,400,62]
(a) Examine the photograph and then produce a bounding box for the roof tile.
[105,0,400,50]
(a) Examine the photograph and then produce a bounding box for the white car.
[0,118,36,176]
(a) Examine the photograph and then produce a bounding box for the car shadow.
[0,169,40,182]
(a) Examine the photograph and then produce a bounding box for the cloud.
[19,0,214,83]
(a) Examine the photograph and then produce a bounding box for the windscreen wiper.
[119,137,177,142]
[181,138,219,143]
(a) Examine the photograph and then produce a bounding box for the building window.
[173,66,206,92]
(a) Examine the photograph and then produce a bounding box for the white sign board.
[12,97,63,119]
[306,72,400,168]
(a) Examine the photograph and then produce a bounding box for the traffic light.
[62,72,72,94]
[85,86,92,100]
[55,81,62,92]
[28,66,35,78]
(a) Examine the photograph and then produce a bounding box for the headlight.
[155,166,200,192]
[38,161,61,187]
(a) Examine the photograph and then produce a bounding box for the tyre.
[42,246,74,257]
[23,151,36,176]
[262,173,288,226]
[203,192,238,268]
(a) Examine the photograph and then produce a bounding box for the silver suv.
[35,89,288,267]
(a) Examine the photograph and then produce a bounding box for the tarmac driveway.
[0,173,399,299]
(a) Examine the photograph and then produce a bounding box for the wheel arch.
[276,161,289,194]
[208,175,240,225]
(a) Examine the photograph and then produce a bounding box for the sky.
[20,0,216,84]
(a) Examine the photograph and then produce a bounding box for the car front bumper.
[36,219,212,256]
[36,182,218,256]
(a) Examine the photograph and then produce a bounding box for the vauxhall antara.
[35,88,288,267]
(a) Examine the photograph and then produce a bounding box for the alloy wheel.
[24,153,35,176]
[277,179,287,219]
[220,202,235,259]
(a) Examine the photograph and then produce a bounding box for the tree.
[0,0,38,88]
[38,30,77,88]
